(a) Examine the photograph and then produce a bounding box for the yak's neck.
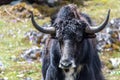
[74,38,97,70]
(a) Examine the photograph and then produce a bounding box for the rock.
[10,0,22,5]
[0,34,4,39]
[109,58,120,69]
[24,30,44,45]
[21,46,42,61]
[17,74,24,78]
[27,0,60,7]
[23,27,49,46]
[0,61,5,73]
[96,18,120,51]
[0,0,13,5]
[23,77,33,80]
[0,77,8,80]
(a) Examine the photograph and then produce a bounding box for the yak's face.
[53,4,87,69]
[55,19,87,69]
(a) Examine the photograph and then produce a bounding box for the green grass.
[0,16,49,79]
[80,0,120,23]
[0,0,120,80]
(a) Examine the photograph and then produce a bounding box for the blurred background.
[0,0,120,80]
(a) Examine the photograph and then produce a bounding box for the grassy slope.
[81,0,120,23]
[0,0,120,80]
[0,16,49,79]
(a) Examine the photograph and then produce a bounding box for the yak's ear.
[84,33,96,38]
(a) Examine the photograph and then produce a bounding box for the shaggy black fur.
[41,4,104,80]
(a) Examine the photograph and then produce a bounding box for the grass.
[80,0,120,23]
[0,15,49,79]
[0,0,120,80]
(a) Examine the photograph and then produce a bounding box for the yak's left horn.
[85,9,110,33]
[30,11,55,34]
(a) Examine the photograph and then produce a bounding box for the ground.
[0,0,120,80]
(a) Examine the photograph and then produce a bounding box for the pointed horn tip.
[107,9,110,22]
[108,9,111,15]
[85,9,111,33]
[108,9,111,12]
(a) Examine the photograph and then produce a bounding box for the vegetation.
[0,0,120,80]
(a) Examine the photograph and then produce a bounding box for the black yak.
[31,4,110,80]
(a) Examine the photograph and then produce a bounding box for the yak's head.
[31,4,110,70]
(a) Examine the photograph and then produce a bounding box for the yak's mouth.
[63,68,75,76]
[64,69,70,73]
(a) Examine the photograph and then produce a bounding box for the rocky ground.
[0,0,120,80]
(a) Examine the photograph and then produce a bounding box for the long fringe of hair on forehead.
[67,4,80,19]
[54,6,81,29]
[53,4,90,27]
[57,4,80,20]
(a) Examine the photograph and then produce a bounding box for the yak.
[31,4,110,80]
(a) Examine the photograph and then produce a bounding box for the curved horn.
[30,12,55,34]
[85,9,110,33]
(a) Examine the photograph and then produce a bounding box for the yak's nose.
[59,60,72,69]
